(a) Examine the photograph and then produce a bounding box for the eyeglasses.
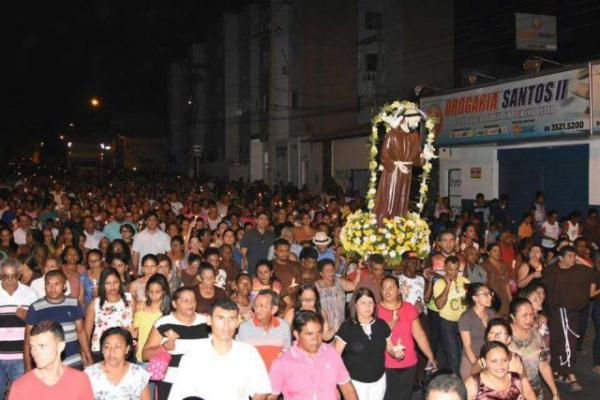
[475,292,494,298]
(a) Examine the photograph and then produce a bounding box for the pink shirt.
[269,342,350,400]
[8,367,94,400]
[377,302,419,368]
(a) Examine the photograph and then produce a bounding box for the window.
[366,54,378,72]
[365,12,382,30]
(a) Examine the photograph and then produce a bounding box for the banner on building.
[591,63,600,133]
[515,13,557,52]
[421,67,590,145]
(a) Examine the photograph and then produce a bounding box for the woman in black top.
[516,244,545,289]
[335,287,404,400]
[142,286,209,400]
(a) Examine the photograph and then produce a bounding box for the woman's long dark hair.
[0,227,18,254]
[98,267,128,308]
[145,274,171,315]
[60,245,83,265]
[294,283,323,315]
[105,239,131,264]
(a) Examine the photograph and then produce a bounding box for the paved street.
[558,329,600,400]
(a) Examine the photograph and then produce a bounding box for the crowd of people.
[1,167,600,400]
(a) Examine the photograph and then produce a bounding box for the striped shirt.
[0,283,37,360]
[236,317,291,371]
[25,296,84,366]
[154,313,209,384]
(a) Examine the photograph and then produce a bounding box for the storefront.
[421,63,600,218]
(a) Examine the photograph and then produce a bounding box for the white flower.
[422,143,437,161]
[389,250,397,258]
[369,234,377,242]
[416,202,424,210]
[381,106,404,129]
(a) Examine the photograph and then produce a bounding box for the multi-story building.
[169,0,454,195]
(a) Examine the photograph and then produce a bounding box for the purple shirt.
[269,342,350,400]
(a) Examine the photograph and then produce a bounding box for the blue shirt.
[316,247,336,262]
[103,221,137,241]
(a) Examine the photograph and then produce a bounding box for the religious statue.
[373,104,425,222]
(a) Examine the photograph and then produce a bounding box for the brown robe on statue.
[373,127,422,222]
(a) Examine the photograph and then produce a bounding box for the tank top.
[133,309,162,361]
[541,221,559,248]
[475,372,523,400]
[527,263,544,287]
[566,221,580,243]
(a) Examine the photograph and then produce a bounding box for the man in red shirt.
[9,320,93,400]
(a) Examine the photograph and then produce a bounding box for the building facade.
[168,0,454,195]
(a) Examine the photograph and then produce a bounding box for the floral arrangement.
[341,211,431,265]
[342,100,437,265]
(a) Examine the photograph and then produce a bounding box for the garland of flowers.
[341,100,437,265]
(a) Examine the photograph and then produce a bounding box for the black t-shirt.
[542,263,593,311]
[336,318,391,382]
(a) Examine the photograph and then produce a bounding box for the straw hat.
[312,231,332,246]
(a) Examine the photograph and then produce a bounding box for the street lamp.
[90,97,101,108]
[67,142,73,148]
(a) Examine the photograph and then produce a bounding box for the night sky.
[5,0,600,155]
[4,0,247,149]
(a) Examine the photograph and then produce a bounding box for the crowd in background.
[1,166,600,400]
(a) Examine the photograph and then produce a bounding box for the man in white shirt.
[0,258,37,396]
[168,192,184,216]
[217,194,230,218]
[12,214,30,246]
[49,183,66,210]
[205,204,222,230]
[168,299,271,400]
[82,216,105,250]
[398,252,426,313]
[131,211,171,276]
